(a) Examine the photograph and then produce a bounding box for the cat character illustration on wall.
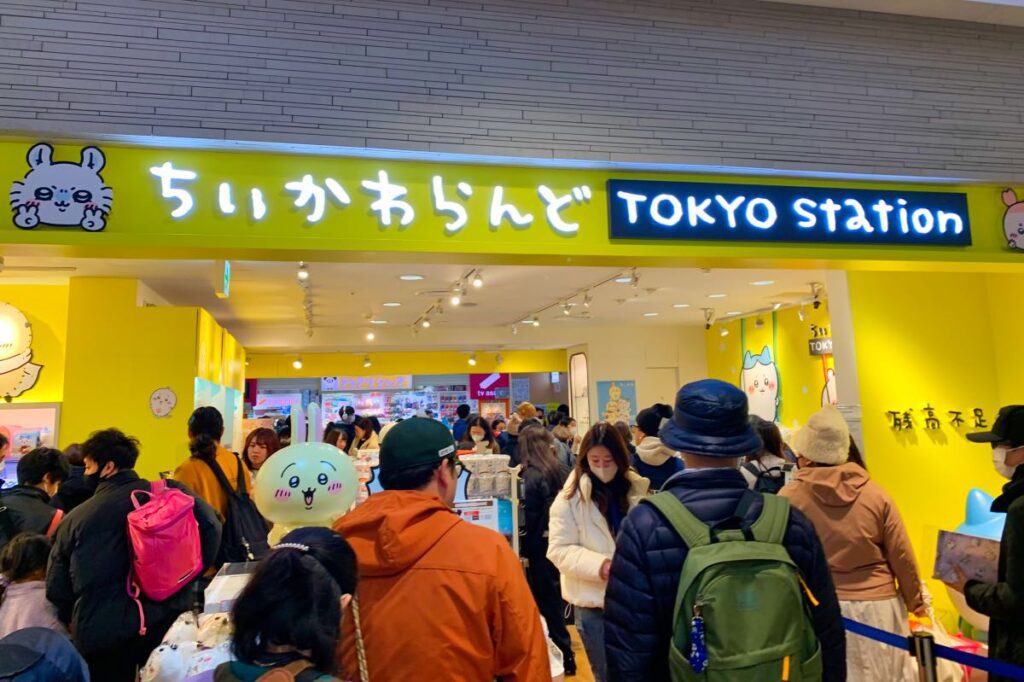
[741,346,780,422]
[1001,188,1024,251]
[9,143,112,231]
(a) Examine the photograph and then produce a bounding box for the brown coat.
[780,462,924,610]
[334,490,551,682]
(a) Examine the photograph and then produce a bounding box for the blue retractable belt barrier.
[843,617,1024,681]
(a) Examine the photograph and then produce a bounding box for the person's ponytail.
[188,406,224,463]
[189,433,218,463]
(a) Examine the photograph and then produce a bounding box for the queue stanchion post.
[911,631,939,682]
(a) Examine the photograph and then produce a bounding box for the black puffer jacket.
[521,464,569,559]
[0,486,61,551]
[605,468,846,682]
[46,470,222,654]
[965,467,1024,682]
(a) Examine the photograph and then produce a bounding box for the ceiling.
[3,257,825,352]
[765,0,1024,26]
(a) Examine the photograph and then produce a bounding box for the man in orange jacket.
[334,417,552,682]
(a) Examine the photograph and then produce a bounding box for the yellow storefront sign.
[1,137,1020,268]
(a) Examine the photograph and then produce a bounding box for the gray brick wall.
[1,0,1023,179]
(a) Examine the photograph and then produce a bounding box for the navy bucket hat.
[659,379,763,458]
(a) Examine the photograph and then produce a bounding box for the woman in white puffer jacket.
[547,422,649,682]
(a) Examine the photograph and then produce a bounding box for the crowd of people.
[0,383,1021,682]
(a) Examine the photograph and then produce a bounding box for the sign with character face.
[9,143,112,232]
[254,442,359,544]
[0,302,42,402]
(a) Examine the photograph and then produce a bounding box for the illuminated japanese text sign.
[607,180,972,246]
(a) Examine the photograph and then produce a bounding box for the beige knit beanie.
[792,406,851,466]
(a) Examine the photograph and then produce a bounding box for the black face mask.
[84,471,103,491]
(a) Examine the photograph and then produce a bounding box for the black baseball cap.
[967,405,1024,447]
[379,417,457,473]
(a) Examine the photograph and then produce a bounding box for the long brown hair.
[242,427,280,471]
[567,422,633,520]
[519,425,567,490]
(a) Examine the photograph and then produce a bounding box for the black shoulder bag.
[204,454,270,564]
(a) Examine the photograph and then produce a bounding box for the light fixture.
[703,308,716,331]
[421,318,431,329]
[511,325,518,336]
[643,312,659,318]
[707,293,727,299]
[471,272,484,288]
[614,275,633,284]
[720,326,730,337]
[366,331,376,341]
[363,356,372,368]
[772,302,783,311]
[296,262,309,282]
[370,319,387,325]
[673,303,690,309]
[468,353,477,366]
[450,293,461,306]
[727,311,742,316]
[382,302,401,308]
[811,282,825,309]
[292,358,303,370]
[583,292,592,308]
[798,306,806,322]
[399,274,424,281]
[562,302,572,316]
[751,280,775,286]
[495,353,504,366]
[755,317,765,329]
[532,318,541,328]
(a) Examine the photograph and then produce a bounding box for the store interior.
[2,254,1023,625]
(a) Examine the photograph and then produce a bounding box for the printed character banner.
[597,380,637,425]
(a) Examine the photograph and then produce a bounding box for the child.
[0,533,66,637]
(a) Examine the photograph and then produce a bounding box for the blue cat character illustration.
[9,143,112,231]
[741,346,780,422]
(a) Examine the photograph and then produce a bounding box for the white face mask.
[993,446,1020,480]
[590,465,618,484]
[471,433,485,443]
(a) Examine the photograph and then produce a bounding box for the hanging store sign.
[469,373,510,400]
[607,180,971,246]
[321,375,413,391]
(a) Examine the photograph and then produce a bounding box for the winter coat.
[452,417,470,444]
[965,466,1024,682]
[740,454,790,490]
[0,486,61,551]
[50,465,94,514]
[0,581,66,638]
[174,446,253,523]
[780,463,924,610]
[547,470,649,609]
[214,659,342,681]
[522,464,570,559]
[605,468,846,682]
[348,430,380,456]
[46,470,222,654]
[631,437,683,492]
[333,490,551,682]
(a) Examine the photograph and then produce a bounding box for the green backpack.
[644,491,823,682]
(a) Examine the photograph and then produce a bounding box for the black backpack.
[743,462,787,495]
[204,454,270,564]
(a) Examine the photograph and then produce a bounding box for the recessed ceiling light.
[369,319,387,325]
[292,359,303,370]
[643,312,659,317]
[399,274,424,281]
[614,276,633,284]
[707,293,727,299]
[727,311,742,316]
[751,280,775,286]
[673,303,690,309]
[382,302,401,308]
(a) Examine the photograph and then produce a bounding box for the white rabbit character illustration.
[1001,188,1024,251]
[9,143,112,231]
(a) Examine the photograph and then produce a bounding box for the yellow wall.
[849,270,1011,623]
[61,279,199,478]
[248,349,565,378]
[986,273,1024,407]
[706,305,834,429]
[0,284,68,404]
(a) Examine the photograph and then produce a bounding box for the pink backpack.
[127,480,203,634]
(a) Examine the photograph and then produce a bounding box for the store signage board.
[808,337,834,356]
[321,375,412,391]
[469,373,510,400]
[607,180,972,246]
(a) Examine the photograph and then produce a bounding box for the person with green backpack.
[604,379,846,682]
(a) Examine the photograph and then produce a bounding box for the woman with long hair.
[741,416,789,493]
[348,417,380,456]
[241,427,280,475]
[457,416,501,454]
[174,406,253,526]
[0,533,65,637]
[517,424,575,674]
[216,527,364,682]
[547,423,649,681]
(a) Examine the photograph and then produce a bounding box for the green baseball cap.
[379,417,457,473]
